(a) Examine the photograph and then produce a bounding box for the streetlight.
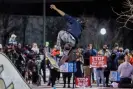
[100,28,106,46]
[100,28,106,35]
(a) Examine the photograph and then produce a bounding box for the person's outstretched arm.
[50,4,65,16]
[50,4,76,24]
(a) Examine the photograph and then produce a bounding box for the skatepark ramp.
[0,52,31,89]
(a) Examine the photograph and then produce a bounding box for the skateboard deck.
[59,48,72,66]
[45,52,60,70]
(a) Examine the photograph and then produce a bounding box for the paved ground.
[31,84,129,89]
[30,69,130,89]
[31,79,78,89]
[30,78,130,89]
[30,69,84,89]
[31,84,108,89]
[30,78,113,89]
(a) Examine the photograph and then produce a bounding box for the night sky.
[46,0,123,18]
[0,0,125,18]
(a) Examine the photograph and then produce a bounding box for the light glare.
[100,28,106,35]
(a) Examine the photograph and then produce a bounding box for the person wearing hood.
[31,43,39,54]
[9,34,17,45]
[109,52,118,71]
[117,47,125,66]
[118,54,133,88]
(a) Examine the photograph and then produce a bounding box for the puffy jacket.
[51,48,60,56]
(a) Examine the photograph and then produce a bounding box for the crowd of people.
[49,43,133,88]
[48,4,133,88]
[0,4,133,88]
[0,41,133,88]
[82,44,133,88]
[0,41,47,86]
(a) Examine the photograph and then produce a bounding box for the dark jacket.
[108,53,118,71]
[64,14,82,40]
[83,49,97,66]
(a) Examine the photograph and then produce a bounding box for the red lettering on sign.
[75,77,91,87]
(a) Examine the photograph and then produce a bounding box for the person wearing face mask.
[83,44,97,87]
[109,52,118,71]
[98,45,111,87]
[118,54,133,88]
[117,47,125,66]
[124,49,130,56]
[108,52,119,85]
[95,51,105,87]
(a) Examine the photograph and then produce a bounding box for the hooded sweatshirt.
[63,14,82,40]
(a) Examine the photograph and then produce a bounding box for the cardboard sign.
[110,71,120,81]
[60,62,77,72]
[60,63,68,72]
[90,56,107,68]
[75,77,91,87]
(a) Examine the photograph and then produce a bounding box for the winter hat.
[11,34,17,38]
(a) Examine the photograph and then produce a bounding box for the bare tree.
[112,0,133,30]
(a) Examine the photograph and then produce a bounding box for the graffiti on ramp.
[0,65,14,89]
[0,53,31,89]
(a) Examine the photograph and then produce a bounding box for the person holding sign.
[95,51,106,87]
[74,49,84,77]
[98,45,111,87]
[83,44,97,84]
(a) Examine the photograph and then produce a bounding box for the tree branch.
[112,0,133,30]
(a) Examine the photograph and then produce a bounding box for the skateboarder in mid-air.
[50,5,84,64]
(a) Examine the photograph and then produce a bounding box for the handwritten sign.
[60,62,77,72]
[68,63,76,72]
[75,77,91,87]
[110,71,120,81]
[60,63,68,72]
[90,56,107,68]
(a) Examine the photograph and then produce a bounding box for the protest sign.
[60,62,76,72]
[110,71,120,81]
[90,56,107,68]
[75,77,91,87]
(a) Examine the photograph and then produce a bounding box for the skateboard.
[45,52,60,71]
[59,47,73,66]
